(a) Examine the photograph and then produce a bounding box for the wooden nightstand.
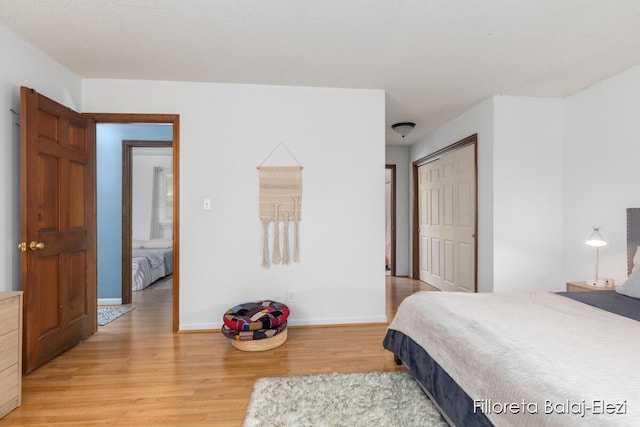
[566,281,614,292]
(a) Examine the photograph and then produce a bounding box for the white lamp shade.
[585,226,607,247]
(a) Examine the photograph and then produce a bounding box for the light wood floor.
[4,276,436,426]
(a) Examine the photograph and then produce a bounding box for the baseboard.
[98,298,122,306]
[179,315,388,332]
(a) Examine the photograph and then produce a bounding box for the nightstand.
[566,281,614,292]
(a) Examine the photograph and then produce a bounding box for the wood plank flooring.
[3,276,436,426]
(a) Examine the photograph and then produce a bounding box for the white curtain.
[150,166,173,239]
[149,166,163,239]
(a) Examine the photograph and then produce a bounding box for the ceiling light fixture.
[391,122,416,138]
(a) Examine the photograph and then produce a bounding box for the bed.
[131,238,173,291]
[384,209,640,426]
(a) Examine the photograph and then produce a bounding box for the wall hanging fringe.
[258,161,302,268]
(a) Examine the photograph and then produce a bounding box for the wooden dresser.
[0,291,23,419]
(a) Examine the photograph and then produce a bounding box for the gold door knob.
[17,242,27,252]
[29,241,45,251]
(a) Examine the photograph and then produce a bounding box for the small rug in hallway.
[243,371,448,427]
[97,306,135,326]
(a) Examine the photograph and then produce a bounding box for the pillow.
[141,238,173,249]
[616,267,640,299]
[132,239,144,249]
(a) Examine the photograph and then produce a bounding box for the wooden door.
[19,87,97,373]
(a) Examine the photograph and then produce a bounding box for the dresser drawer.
[0,296,19,336]
[0,330,19,371]
[0,364,19,409]
[0,292,22,419]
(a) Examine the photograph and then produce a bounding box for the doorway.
[19,89,181,373]
[385,165,396,276]
[412,134,477,292]
[19,87,97,373]
[89,114,180,332]
[122,140,173,305]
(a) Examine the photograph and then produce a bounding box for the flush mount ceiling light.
[391,122,416,138]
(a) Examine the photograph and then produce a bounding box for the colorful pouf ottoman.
[222,300,290,351]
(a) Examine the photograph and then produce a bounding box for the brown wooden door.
[19,87,97,373]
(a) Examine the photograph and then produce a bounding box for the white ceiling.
[2,0,640,145]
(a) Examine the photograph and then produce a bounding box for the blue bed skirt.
[383,329,492,427]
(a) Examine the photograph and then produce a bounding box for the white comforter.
[388,291,640,426]
[131,251,166,291]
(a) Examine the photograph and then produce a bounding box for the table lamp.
[585,226,607,286]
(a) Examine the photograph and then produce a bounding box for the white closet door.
[418,162,430,283]
[418,160,444,288]
[454,144,476,291]
[418,144,475,291]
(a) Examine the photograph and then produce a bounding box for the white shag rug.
[97,306,135,326]
[243,371,448,427]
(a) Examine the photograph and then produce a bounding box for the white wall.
[5,16,638,314]
[410,96,565,293]
[0,25,82,292]
[385,146,410,276]
[410,98,495,292]
[564,64,640,286]
[82,79,386,330]
[493,96,564,292]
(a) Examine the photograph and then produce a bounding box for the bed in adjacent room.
[384,209,640,426]
[131,238,173,291]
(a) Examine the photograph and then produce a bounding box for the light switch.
[203,198,212,210]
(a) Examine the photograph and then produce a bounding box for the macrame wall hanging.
[257,144,303,268]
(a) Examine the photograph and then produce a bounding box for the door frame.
[385,164,396,276]
[122,140,173,306]
[411,134,478,291]
[85,113,180,333]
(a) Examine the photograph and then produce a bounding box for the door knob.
[29,241,45,250]
[17,242,26,252]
